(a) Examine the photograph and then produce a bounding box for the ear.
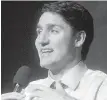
[74,31,86,47]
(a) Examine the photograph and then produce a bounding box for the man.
[2,1,107,100]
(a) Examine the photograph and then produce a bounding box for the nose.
[36,32,49,47]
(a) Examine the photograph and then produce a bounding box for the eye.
[51,29,58,33]
[50,29,59,34]
[36,28,43,35]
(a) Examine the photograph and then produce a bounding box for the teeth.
[41,49,53,53]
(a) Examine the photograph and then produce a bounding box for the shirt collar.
[48,61,88,90]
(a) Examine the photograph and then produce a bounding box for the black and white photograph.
[1,1,107,100]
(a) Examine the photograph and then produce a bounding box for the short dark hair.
[39,1,94,60]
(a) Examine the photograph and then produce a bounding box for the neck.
[50,57,82,76]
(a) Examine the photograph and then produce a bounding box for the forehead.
[37,12,68,28]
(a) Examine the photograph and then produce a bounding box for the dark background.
[1,1,107,93]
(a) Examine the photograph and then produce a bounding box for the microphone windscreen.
[13,66,31,87]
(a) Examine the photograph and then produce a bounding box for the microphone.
[13,66,31,92]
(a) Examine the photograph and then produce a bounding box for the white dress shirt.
[25,62,107,100]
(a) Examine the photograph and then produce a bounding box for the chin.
[40,61,54,70]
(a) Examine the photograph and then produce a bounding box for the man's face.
[35,12,76,70]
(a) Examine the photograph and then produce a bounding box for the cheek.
[51,34,71,54]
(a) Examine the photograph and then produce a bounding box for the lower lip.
[41,51,53,55]
[43,51,53,53]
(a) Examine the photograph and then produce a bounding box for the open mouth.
[41,48,54,54]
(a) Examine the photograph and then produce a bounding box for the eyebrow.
[36,23,64,29]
